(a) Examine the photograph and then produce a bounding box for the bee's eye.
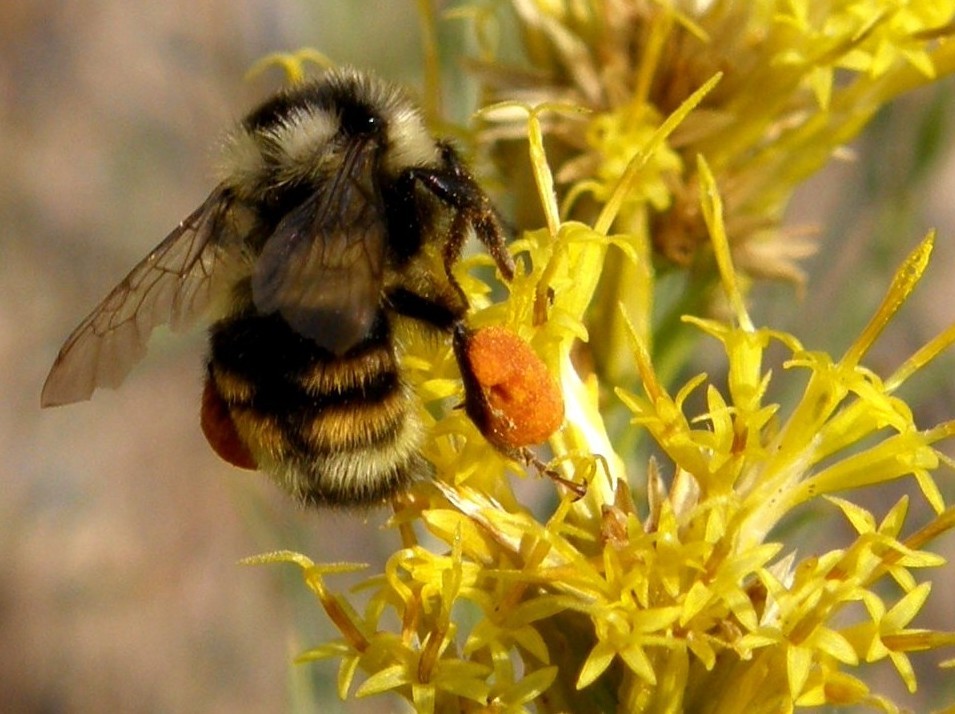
[340,103,379,137]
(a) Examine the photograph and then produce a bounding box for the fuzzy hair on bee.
[41,67,517,508]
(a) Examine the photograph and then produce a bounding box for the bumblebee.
[41,67,516,507]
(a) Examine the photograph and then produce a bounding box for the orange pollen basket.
[465,326,564,448]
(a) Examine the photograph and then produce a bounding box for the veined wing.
[251,145,386,355]
[42,187,245,406]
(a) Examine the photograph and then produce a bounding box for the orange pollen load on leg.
[201,377,258,470]
[466,326,564,448]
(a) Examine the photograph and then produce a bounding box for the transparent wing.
[252,151,386,355]
[42,187,242,407]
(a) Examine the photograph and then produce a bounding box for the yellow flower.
[249,2,955,711]
[474,0,955,386]
[478,0,955,265]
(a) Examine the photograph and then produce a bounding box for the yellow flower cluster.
[475,0,955,387]
[252,2,955,711]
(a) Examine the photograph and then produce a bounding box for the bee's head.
[219,68,441,202]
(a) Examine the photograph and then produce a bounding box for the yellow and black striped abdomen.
[205,311,425,507]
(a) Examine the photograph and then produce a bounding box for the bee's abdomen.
[206,311,424,506]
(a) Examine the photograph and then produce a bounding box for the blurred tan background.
[4,1,955,712]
